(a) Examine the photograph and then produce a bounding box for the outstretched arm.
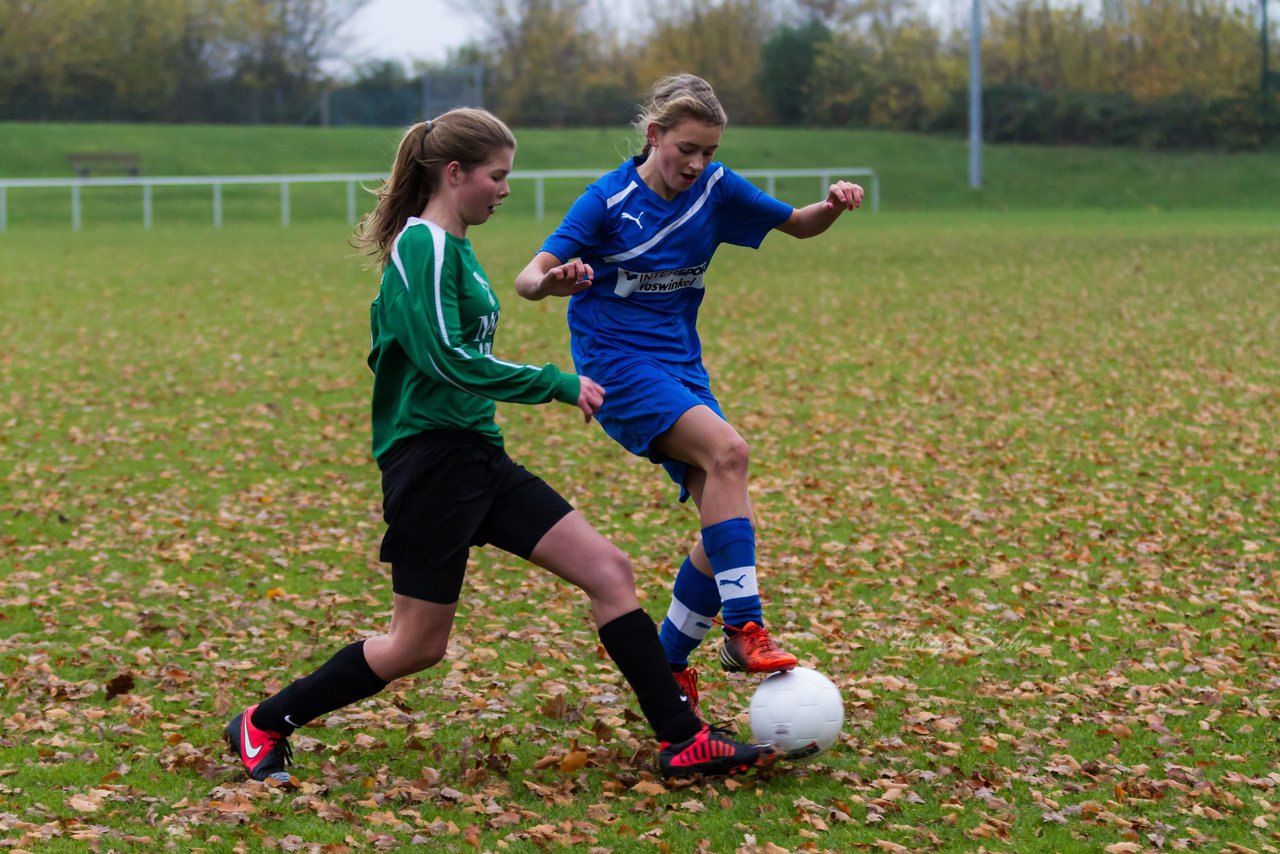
[774,180,863,239]
[515,251,594,301]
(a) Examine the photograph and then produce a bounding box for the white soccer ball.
[748,667,844,760]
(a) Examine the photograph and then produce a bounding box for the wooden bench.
[68,152,141,177]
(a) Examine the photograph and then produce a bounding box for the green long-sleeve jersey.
[368,218,580,462]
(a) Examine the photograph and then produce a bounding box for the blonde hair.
[632,74,728,157]
[353,107,516,267]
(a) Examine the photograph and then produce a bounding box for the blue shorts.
[589,358,725,502]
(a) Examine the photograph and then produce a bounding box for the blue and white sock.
[702,516,763,630]
[658,556,721,667]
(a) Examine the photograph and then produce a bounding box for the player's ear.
[646,123,660,149]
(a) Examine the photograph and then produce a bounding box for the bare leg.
[528,509,708,743]
[652,405,753,528]
[662,416,758,580]
[369,510,636,681]
[528,510,640,627]
[683,467,714,578]
[363,594,458,681]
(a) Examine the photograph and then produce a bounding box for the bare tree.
[457,0,614,124]
[632,0,778,124]
[220,0,369,120]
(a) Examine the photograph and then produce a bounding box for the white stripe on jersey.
[603,166,725,264]
[415,217,543,376]
[605,181,638,209]
[425,349,469,391]
[401,218,471,388]
[421,219,463,352]
[389,222,415,291]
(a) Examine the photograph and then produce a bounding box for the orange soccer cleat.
[718,621,798,673]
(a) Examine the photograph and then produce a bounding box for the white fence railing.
[0,168,878,232]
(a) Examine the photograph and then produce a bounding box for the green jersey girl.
[224,108,770,782]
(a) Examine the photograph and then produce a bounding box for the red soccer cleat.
[672,667,700,715]
[718,621,797,673]
[658,724,774,778]
[225,705,293,782]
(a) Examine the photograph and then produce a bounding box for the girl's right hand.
[542,260,594,297]
[576,376,604,422]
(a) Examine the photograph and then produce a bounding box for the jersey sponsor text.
[615,263,708,298]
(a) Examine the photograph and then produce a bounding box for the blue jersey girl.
[517,74,864,710]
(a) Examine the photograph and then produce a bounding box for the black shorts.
[378,431,573,604]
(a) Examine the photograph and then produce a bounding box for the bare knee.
[584,545,640,624]
[596,545,634,594]
[574,542,635,602]
[707,435,749,482]
[405,636,449,673]
[376,635,449,680]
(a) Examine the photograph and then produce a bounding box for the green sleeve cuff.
[553,371,581,405]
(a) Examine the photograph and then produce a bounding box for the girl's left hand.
[576,376,605,423]
[823,181,863,212]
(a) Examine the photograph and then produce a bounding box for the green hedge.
[953,85,1280,150]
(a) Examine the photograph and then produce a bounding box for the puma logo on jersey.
[620,211,645,229]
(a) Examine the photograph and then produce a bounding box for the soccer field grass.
[1,210,1277,852]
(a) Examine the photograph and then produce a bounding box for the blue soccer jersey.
[540,157,792,383]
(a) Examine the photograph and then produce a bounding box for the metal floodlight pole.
[1264,0,1271,96]
[969,0,983,189]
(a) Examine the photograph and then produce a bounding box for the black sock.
[251,640,389,736]
[598,609,701,744]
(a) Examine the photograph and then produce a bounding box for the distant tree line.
[464,0,1276,148]
[1,0,1275,148]
[0,0,360,124]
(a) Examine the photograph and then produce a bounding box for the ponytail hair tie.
[423,119,434,133]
